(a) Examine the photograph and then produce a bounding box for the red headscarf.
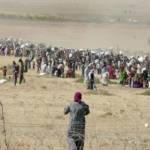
[74,92,82,103]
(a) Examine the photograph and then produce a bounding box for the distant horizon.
[0,0,149,54]
[0,0,150,24]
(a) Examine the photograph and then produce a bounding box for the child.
[3,66,7,79]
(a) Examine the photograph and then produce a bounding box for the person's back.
[88,70,95,89]
[65,101,89,131]
[64,92,90,150]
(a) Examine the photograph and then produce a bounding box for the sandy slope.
[0,19,150,54]
[0,56,150,149]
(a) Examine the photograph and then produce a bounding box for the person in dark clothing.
[2,66,7,79]
[32,61,35,69]
[81,63,85,78]
[64,92,90,150]
[88,69,95,90]
[24,58,29,73]
[12,61,19,86]
[72,62,76,78]
[19,59,25,84]
[142,69,149,88]
[36,57,42,73]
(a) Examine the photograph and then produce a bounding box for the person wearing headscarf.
[84,63,92,89]
[2,66,7,79]
[18,58,25,84]
[24,58,29,73]
[100,64,109,86]
[12,61,19,86]
[64,92,90,150]
[81,62,85,78]
[88,69,95,90]
[142,68,149,88]
[36,56,42,73]
[119,64,127,85]
[108,64,114,79]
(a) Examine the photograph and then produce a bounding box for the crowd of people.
[0,37,150,89]
[0,37,150,150]
[64,91,90,150]
[32,47,150,90]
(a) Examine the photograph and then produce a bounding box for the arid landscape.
[0,0,150,53]
[0,0,150,149]
[0,56,150,150]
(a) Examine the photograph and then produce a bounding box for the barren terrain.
[0,0,150,149]
[0,56,150,150]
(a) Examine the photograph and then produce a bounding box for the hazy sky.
[0,0,149,13]
[0,0,149,23]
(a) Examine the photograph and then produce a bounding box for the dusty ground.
[0,0,150,149]
[0,56,150,150]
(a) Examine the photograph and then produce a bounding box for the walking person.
[36,56,42,73]
[64,92,90,150]
[84,64,91,89]
[2,66,7,79]
[12,61,19,86]
[88,69,95,90]
[24,58,29,73]
[81,62,85,78]
[32,60,35,70]
[18,59,25,84]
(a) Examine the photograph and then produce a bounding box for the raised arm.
[84,104,90,116]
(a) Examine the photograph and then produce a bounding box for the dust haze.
[0,0,150,52]
[0,1,150,149]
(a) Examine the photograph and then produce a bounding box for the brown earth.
[0,0,150,149]
[0,56,150,150]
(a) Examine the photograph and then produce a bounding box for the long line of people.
[0,37,150,89]
[33,47,150,90]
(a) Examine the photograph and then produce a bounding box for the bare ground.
[0,0,150,149]
[0,56,150,150]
